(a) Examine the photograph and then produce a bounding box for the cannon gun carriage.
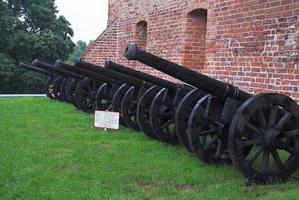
[105,60,206,144]
[76,59,153,131]
[125,44,299,184]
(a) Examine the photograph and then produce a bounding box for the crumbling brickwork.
[82,0,299,101]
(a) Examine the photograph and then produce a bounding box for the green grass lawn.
[0,97,298,200]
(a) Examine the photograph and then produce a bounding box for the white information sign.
[94,110,120,130]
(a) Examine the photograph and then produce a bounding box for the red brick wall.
[81,20,118,66]
[182,9,208,70]
[107,0,120,26]
[82,0,299,101]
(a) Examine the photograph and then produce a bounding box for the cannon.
[124,46,206,147]
[19,63,56,99]
[55,60,119,113]
[104,60,206,143]
[19,63,54,77]
[125,44,299,184]
[75,59,152,131]
[32,59,84,102]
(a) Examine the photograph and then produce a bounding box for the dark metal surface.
[105,60,177,91]
[106,60,190,140]
[19,63,54,77]
[95,83,121,111]
[52,76,65,101]
[125,44,252,101]
[137,85,163,140]
[32,59,82,79]
[65,78,78,104]
[187,95,230,164]
[149,88,178,144]
[111,83,131,126]
[120,86,141,131]
[59,78,70,101]
[74,78,102,113]
[149,85,194,144]
[56,60,114,84]
[175,89,207,152]
[228,93,299,184]
[76,59,146,88]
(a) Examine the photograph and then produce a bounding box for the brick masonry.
[82,0,299,101]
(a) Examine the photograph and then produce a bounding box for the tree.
[66,40,87,64]
[0,0,75,94]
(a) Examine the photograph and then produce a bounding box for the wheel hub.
[263,128,285,150]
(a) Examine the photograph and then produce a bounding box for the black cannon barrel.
[19,63,54,77]
[55,60,114,83]
[124,44,252,101]
[75,59,147,88]
[104,60,177,91]
[32,59,83,79]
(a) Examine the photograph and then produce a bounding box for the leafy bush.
[0,0,75,94]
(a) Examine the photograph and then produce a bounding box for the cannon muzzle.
[125,44,251,101]
[32,59,82,79]
[19,63,54,77]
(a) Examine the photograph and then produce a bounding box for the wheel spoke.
[268,106,278,127]
[128,110,136,117]
[203,97,212,118]
[87,102,93,108]
[247,145,263,165]
[271,150,284,170]
[257,108,267,128]
[197,129,217,137]
[193,106,205,122]
[86,84,92,91]
[275,111,291,130]
[261,150,270,172]
[203,135,219,150]
[245,123,262,135]
[285,129,299,138]
[241,137,263,147]
[284,146,294,154]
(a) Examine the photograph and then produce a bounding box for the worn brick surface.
[82,0,299,101]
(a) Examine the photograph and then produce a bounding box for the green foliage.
[66,40,87,64]
[0,0,75,94]
[0,53,16,93]
[1,97,299,199]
